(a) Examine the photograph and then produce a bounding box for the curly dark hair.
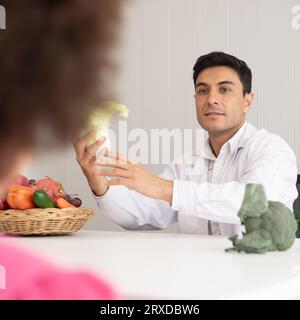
[0,0,122,177]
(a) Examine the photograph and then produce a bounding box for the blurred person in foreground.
[0,0,123,299]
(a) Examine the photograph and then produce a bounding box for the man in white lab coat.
[74,51,298,236]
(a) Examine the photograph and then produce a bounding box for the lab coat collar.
[200,120,249,160]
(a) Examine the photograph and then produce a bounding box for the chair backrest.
[293,174,300,213]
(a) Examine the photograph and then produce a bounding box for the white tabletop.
[6,230,300,299]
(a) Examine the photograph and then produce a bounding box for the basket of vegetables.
[0,175,94,236]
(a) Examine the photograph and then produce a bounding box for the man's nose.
[207,91,219,106]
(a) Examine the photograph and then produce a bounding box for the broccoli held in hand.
[88,100,129,158]
[88,100,129,144]
[226,184,297,254]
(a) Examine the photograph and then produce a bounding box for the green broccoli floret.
[226,183,297,254]
[88,100,129,144]
[294,211,300,238]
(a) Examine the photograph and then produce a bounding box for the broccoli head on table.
[226,184,297,254]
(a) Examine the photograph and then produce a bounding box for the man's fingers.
[82,138,106,164]
[98,146,109,158]
[95,159,128,170]
[96,168,131,178]
[73,130,96,160]
[107,152,137,165]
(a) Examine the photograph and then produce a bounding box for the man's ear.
[243,92,254,113]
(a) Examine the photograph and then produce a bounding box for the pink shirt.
[0,236,119,300]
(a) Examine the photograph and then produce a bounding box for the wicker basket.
[0,207,94,236]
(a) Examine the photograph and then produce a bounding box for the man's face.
[194,66,253,136]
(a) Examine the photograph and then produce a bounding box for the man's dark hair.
[193,51,252,96]
[0,0,122,177]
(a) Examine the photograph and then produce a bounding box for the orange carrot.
[56,198,75,209]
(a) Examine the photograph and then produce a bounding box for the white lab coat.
[94,121,298,236]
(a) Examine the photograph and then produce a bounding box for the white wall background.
[26,0,300,232]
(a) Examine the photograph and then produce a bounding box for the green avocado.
[33,190,56,208]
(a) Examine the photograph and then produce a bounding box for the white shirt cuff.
[91,187,110,200]
[171,180,197,212]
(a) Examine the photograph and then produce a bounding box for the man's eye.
[197,89,208,95]
[220,87,231,93]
